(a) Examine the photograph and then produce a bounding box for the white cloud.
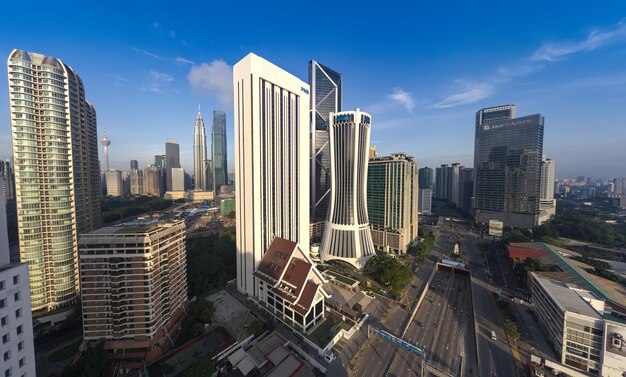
[188,60,233,105]
[388,87,415,112]
[431,19,626,108]
[131,47,163,61]
[175,57,195,65]
[144,70,174,95]
[170,31,176,39]
[532,18,626,62]
[431,82,494,109]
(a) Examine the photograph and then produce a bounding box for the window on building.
[0,299,5,308]
[17,341,23,351]
[5,367,12,377]
[0,317,6,327]
[13,292,20,302]
[2,333,8,344]
[12,276,19,285]
[3,350,9,361]
[16,325,22,335]
[0,281,5,290]
[18,358,24,367]
[15,309,21,319]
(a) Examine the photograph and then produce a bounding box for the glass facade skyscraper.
[418,167,433,189]
[474,105,544,228]
[212,110,228,190]
[165,139,180,191]
[7,49,101,312]
[309,61,342,223]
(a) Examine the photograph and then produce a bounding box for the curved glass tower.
[320,109,375,269]
[7,49,101,312]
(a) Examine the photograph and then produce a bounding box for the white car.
[325,351,336,363]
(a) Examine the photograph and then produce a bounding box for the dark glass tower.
[474,105,544,228]
[309,60,342,223]
[165,139,180,192]
[418,167,433,189]
[212,111,228,190]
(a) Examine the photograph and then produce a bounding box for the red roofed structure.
[254,237,330,333]
[506,244,547,261]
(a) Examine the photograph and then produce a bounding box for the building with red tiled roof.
[506,244,547,261]
[254,237,331,333]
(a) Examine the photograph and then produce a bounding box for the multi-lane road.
[349,218,519,377]
[461,228,518,377]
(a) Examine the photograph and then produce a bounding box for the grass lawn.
[48,340,82,363]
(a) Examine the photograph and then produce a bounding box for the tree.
[364,255,413,294]
[188,299,216,324]
[504,320,521,345]
[182,356,216,377]
[522,257,544,272]
[60,343,106,377]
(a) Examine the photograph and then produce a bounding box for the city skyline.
[1,3,626,178]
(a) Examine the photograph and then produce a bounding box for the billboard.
[488,219,503,237]
[603,321,626,376]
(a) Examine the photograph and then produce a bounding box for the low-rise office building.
[531,272,626,376]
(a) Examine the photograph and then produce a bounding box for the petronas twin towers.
[193,110,227,191]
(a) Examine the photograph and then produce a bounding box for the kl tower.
[101,128,111,171]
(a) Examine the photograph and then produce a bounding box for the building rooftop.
[532,273,602,319]
[512,242,626,312]
[84,219,182,236]
[506,245,547,260]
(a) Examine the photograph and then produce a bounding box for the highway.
[461,230,518,377]
[391,267,474,377]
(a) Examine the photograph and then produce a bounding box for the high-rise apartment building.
[170,168,185,192]
[143,165,162,196]
[0,161,16,243]
[0,178,36,377]
[193,111,208,191]
[129,168,143,195]
[474,105,543,228]
[212,110,228,191]
[539,157,556,224]
[165,139,180,192]
[105,170,124,197]
[459,167,474,214]
[79,220,188,368]
[418,189,432,215]
[320,110,375,268]
[450,163,461,207]
[309,61,342,224]
[367,153,419,254]
[435,164,451,201]
[233,53,310,296]
[418,167,433,190]
[7,49,101,312]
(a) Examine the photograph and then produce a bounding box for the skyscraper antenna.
[198,104,201,112]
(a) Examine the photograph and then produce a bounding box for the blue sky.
[1,1,626,178]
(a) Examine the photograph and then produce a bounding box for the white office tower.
[539,157,556,224]
[233,53,310,296]
[0,178,36,377]
[171,167,185,191]
[320,110,375,269]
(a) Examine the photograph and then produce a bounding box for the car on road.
[433,322,438,329]
[324,351,336,363]
[491,330,497,340]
